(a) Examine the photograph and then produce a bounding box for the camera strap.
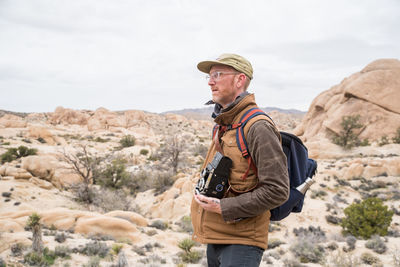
[213,125,227,155]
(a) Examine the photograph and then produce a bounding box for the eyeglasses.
[206,71,239,81]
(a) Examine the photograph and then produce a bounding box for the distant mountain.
[163,106,305,120]
[0,109,29,118]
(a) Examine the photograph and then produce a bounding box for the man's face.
[208,65,240,108]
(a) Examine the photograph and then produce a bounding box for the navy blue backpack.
[215,107,318,221]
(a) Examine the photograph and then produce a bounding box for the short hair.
[243,75,251,90]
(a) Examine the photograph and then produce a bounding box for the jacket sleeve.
[220,120,290,221]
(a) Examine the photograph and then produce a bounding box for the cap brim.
[197,60,230,74]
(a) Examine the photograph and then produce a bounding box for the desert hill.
[1,59,400,266]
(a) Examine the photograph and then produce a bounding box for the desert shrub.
[269,221,281,232]
[55,232,67,243]
[343,235,357,252]
[155,135,187,173]
[24,248,56,266]
[176,215,193,233]
[283,259,306,267]
[140,149,149,155]
[152,171,175,195]
[91,187,133,212]
[149,220,168,230]
[194,143,208,158]
[359,138,370,146]
[326,215,341,225]
[290,239,325,263]
[268,238,285,249]
[24,251,48,266]
[360,252,381,265]
[82,256,101,267]
[327,250,361,267]
[146,229,157,236]
[365,235,387,254]
[111,243,123,255]
[119,135,136,148]
[293,226,327,243]
[129,170,174,195]
[178,238,202,263]
[310,189,327,199]
[94,137,109,143]
[80,241,110,258]
[393,127,400,144]
[1,146,37,163]
[37,137,46,143]
[326,242,338,251]
[60,145,101,204]
[132,245,146,256]
[393,248,400,267]
[331,114,363,149]
[54,245,71,258]
[11,242,25,256]
[378,135,390,146]
[341,197,394,239]
[96,157,130,189]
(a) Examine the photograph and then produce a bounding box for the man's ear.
[236,73,247,89]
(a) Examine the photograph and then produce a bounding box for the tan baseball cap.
[197,53,253,80]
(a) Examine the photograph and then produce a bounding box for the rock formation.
[294,59,400,143]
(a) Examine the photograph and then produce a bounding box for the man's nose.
[208,78,215,86]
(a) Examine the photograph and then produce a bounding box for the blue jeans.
[206,244,264,267]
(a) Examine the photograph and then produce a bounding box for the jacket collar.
[213,93,257,126]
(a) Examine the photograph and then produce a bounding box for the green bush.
[379,135,390,146]
[119,135,136,148]
[96,157,130,189]
[26,212,41,229]
[290,239,325,263]
[80,241,110,258]
[360,252,380,265]
[111,243,123,255]
[178,238,202,263]
[24,251,48,266]
[37,137,46,143]
[54,245,71,258]
[24,248,56,266]
[331,115,363,149]
[1,145,38,163]
[94,136,109,143]
[140,149,149,156]
[341,197,394,239]
[393,127,400,144]
[365,235,387,254]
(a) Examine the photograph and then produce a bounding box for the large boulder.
[50,106,90,125]
[87,107,123,131]
[27,126,57,145]
[294,59,400,145]
[0,114,27,128]
[75,216,141,242]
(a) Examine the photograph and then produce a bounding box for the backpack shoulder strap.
[235,107,276,159]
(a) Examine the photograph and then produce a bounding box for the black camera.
[195,152,232,199]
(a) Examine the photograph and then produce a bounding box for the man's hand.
[194,193,222,214]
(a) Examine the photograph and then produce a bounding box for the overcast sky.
[1,0,399,114]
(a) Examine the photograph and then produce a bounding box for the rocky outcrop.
[0,208,142,242]
[21,155,82,188]
[50,106,90,125]
[0,114,27,128]
[294,59,400,143]
[27,126,58,145]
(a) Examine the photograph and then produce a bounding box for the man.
[191,53,290,267]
